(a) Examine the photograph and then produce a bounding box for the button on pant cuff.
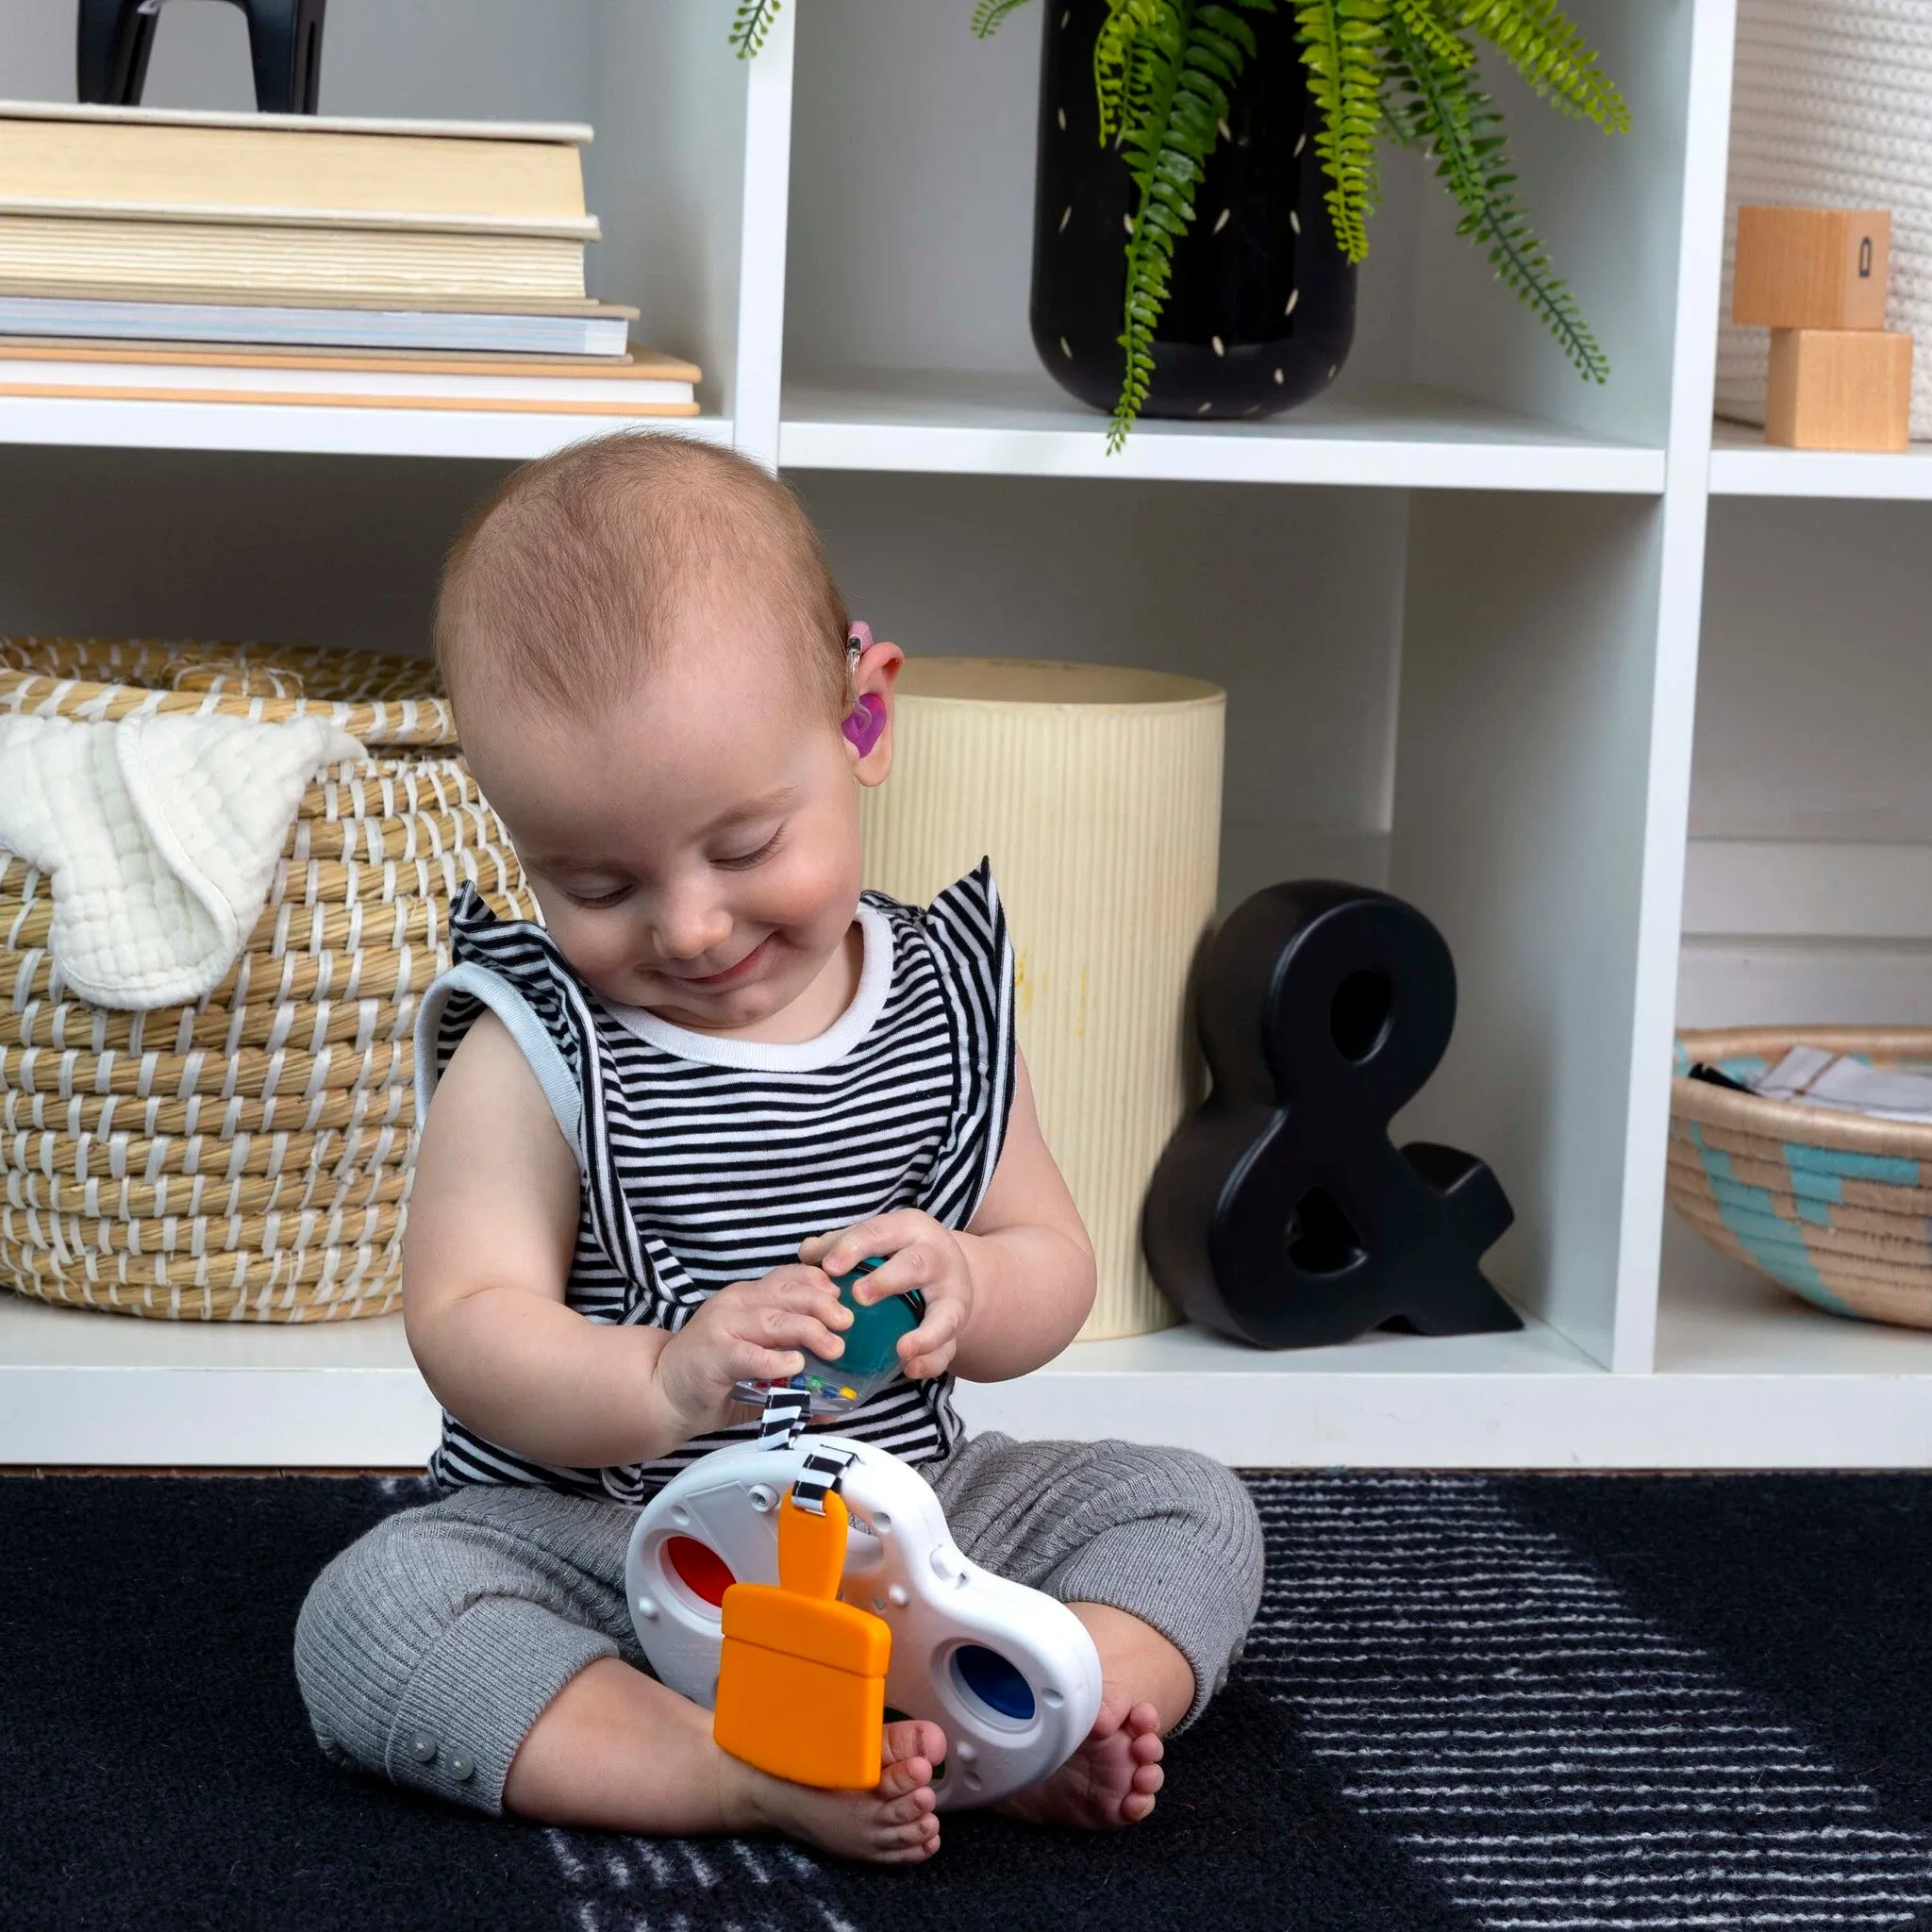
[385,1593,619,1815]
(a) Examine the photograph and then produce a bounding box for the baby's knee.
[1057,1440,1266,1609]
[292,1504,618,1816]
[1155,1446,1267,1612]
[292,1510,450,1786]
[1115,1444,1267,1678]
[1016,1441,1265,1726]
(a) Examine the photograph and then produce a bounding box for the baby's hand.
[656,1265,852,1435]
[802,1213,975,1381]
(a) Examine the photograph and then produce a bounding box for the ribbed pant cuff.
[1052,1521,1253,1731]
[385,1593,618,1814]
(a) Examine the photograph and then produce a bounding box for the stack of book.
[0,100,698,417]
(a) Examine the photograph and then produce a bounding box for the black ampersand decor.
[1142,879,1519,1349]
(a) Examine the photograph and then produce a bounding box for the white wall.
[0,444,504,656]
[1411,0,1691,447]
[1678,496,1932,1028]
[791,471,1407,910]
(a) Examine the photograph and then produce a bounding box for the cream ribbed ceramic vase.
[858,658,1224,1341]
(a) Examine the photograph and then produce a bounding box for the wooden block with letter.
[1735,207,1891,331]
[1766,327,1912,451]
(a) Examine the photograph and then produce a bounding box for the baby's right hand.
[655,1265,852,1436]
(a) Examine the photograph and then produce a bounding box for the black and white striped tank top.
[412,862,1016,1504]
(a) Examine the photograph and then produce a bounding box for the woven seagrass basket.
[0,637,533,1322]
[1669,1026,1932,1329]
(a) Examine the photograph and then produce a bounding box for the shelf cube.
[1735,207,1890,332]
[1766,327,1913,451]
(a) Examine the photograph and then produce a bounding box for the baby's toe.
[1131,1760,1164,1797]
[877,1814,941,1857]
[883,1717,947,1770]
[1129,1730,1164,1766]
[875,1837,939,1864]
[877,1755,930,1799]
[879,1785,937,1825]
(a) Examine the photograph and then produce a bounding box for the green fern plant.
[989,0,1627,448]
[735,0,1626,449]
[729,1,782,59]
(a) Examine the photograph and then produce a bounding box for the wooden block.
[1766,328,1912,451]
[1735,207,1890,330]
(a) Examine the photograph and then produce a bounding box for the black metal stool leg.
[75,0,328,114]
[75,0,160,107]
[242,0,328,115]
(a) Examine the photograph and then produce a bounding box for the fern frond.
[1458,0,1628,130]
[729,0,781,58]
[972,0,1037,39]
[1291,0,1389,260]
[1124,28,1172,135]
[1108,2,1270,448]
[1385,8,1607,379]
[1096,15,1130,136]
[1391,0,1470,70]
[1093,1,1179,143]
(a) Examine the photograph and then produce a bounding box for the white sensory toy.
[625,1437,1104,1808]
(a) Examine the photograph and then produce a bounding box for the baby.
[293,433,1263,1863]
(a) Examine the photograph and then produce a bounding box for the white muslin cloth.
[1752,1045,1932,1125]
[0,711,362,1008]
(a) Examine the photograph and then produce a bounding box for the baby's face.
[463,624,869,1033]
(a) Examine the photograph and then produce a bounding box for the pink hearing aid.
[843,620,887,757]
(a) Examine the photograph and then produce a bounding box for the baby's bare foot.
[995,1697,1164,1830]
[726,1718,947,1864]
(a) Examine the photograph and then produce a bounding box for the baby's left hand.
[800,1211,975,1380]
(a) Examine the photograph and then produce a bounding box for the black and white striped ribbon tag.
[755,1388,856,1514]
[757,1385,812,1448]
[791,1445,858,1517]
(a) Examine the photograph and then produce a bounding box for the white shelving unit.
[777,371,1665,491]
[6,0,1929,1471]
[1709,419,1932,499]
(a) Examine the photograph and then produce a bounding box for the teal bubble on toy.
[730,1257,925,1415]
[827,1258,924,1380]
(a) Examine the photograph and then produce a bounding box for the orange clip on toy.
[712,1485,891,1789]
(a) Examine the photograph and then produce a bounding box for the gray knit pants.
[293,1431,1264,1817]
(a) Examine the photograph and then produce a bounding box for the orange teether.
[712,1486,891,1789]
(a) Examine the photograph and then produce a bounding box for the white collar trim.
[601,900,894,1071]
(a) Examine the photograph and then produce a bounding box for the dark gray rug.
[6,1469,1932,1932]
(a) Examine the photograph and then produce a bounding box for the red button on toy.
[665,1536,736,1608]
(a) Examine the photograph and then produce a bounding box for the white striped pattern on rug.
[545,1827,859,1932]
[1241,1473,1932,1931]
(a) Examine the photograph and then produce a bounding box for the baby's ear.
[847,638,904,785]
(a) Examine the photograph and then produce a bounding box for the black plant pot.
[1030,0,1357,422]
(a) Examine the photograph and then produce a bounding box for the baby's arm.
[405,1011,851,1468]
[802,1047,1096,1384]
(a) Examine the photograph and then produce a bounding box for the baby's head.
[435,432,901,1032]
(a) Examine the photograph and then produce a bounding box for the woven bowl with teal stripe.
[1670,1026,1932,1328]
